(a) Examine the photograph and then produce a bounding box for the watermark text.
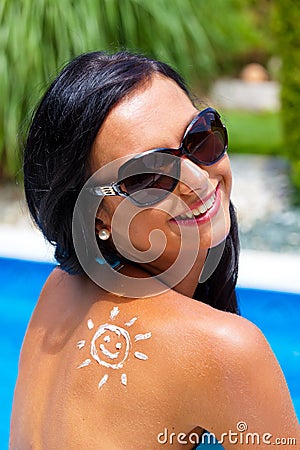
[157,422,297,446]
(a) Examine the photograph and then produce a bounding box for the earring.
[98,229,111,241]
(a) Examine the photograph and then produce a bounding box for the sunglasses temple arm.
[88,185,119,197]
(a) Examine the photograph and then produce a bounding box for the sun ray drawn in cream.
[134,351,148,361]
[110,306,120,320]
[77,307,152,390]
[134,332,152,342]
[87,319,94,330]
[124,317,138,327]
[98,374,109,389]
[76,339,86,349]
[121,373,127,386]
[77,358,91,368]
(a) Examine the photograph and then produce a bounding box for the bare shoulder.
[153,289,281,369]
[38,266,86,298]
[156,292,299,443]
[150,288,261,351]
[144,290,262,383]
[31,267,93,317]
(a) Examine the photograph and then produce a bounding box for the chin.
[198,202,231,249]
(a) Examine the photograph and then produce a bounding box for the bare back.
[10,268,213,449]
[10,268,299,450]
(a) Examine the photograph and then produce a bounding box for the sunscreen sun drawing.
[76,306,152,390]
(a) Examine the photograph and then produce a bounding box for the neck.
[170,249,208,297]
[119,248,208,299]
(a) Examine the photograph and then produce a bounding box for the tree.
[273,0,300,204]
[0,0,261,180]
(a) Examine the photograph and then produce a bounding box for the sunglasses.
[91,107,227,206]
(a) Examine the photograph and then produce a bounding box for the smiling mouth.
[172,184,220,222]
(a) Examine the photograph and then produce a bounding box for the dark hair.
[24,50,239,314]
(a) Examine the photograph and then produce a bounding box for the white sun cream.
[134,332,152,342]
[91,324,131,369]
[110,306,120,320]
[87,319,94,329]
[77,312,152,390]
[121,373,127,386]
[125,317,138,327]
[98,374,109,389]
[134,351,148,361]
[99,344,119,360]
[77,358,91,368]
[76,340,86,349]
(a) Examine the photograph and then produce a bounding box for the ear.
[95,204,112,235]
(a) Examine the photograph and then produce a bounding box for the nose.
[177,157,210,196]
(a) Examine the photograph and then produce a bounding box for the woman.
[10,51,299,449]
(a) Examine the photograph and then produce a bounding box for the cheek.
[130,210,186,268]
[128,210,166,251]
[109,203,167,261]
[199,190,231,249]
[208,154,232,189]
[220,155,232,192]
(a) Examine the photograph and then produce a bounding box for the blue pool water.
[1,256,299,448]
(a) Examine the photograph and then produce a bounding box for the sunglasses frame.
[91,107,227,206]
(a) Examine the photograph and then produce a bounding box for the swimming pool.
[1,256,299,448]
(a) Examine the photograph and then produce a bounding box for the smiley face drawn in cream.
[91,323,131,368]
[77,307,152,390]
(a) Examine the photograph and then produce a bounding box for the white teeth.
[176,192,216,220]
[199,204,207,214]
[205,199,213,209]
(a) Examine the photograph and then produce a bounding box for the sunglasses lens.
[118,151,179,205]
[183,110,227,164]
[111,109,225,206]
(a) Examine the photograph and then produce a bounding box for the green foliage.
[0,0,264,180]
[224,111,282,156]
[273,0,300,203]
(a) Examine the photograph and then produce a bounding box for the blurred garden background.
[1,3,300,445]
[0,0,300,254]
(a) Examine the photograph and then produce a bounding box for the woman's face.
[91,74,232,274]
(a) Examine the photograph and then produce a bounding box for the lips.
[171,183,221,225]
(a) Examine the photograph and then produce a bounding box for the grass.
[223,110,283,156]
